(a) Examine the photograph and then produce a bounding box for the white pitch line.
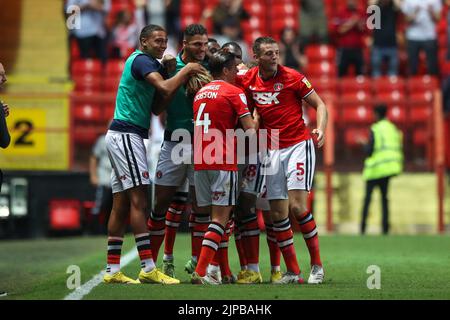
[63,247,138,300]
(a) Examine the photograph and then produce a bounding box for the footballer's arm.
[239,113,258,132]
[304,91,328,148]
[146,63,204,99]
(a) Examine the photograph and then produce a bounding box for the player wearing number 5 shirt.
[237,37,328,285]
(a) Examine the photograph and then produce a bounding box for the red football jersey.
[193,80,251,171]
[237,65,314,149]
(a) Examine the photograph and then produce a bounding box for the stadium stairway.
[0,0,69,94]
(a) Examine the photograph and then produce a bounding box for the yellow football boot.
[138,268,180,284]
[270,270,283,283]
[236,270,263,284]
[103,272,139,284]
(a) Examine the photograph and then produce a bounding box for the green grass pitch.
[1,234,449,300]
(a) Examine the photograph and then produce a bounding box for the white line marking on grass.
[63,246,138,300]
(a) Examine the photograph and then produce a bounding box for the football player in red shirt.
[238,37,328,284]
[191,51,259,284]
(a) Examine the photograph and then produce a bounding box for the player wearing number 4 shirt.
[237,37,328,284]
[190,51,259,285]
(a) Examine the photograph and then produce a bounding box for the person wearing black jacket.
[0,62,10,298]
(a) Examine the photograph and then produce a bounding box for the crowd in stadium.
[65,0,450,79]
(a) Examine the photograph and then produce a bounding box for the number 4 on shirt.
[195,102,211,133]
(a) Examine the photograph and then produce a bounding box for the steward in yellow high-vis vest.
[361,104,403,235]
[363,119,403,181]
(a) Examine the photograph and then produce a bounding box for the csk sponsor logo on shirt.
[252,92,280,105]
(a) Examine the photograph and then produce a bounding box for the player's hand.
[252,108,260,123]
[162,54,177,74]
[312,128,325,148]
[1,101,9,117]
[237,63,248,71]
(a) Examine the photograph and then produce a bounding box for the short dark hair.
[208,38,218,44]
[222,42,242,54]
[374,104,387,119]
[208,50,236,77]
[139,24,165,42]
[184,24,208,39]
[252,37,277,56]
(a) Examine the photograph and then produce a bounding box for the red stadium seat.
[408,104,432,124]
[339,76,370,93]
[71,59,102,76]
[372,76,405,94]
[73,75,102,93]
[412,128,428,146]
[387,104,407,126]
[306,61,336,77]
[106,60,125,76]
[375,90,405,104]
[309,76,337,93]
[408,90,434,106]
[104,77,120,92]
[104,104,115,122]
[305,45,336,62]
[340,90,372,105]
[73,125,104,146]
[180,2,202,15]
[73,103,103,123]
[406,76,439,93]
[339,104,374,125]
[344,128,370,147]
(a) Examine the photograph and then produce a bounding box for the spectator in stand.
[279,27,307,72]
[201,0,249,35]
[213,18,250,62]
[165,0,181,38]
[401,0,441,75]
[369,0,402,77]
[332,0,367,77]
[111,10,139,59]
[66,0,111,63]
[299,0,329,45]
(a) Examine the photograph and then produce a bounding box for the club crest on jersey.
[302,78,312,89]
[273,83,283,91]
[156,171,163,179]
[252,92,280,105]
[142,171,149,179]
[239,93,247,105]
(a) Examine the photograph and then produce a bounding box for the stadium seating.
[305,45,336,63]
[338,76,371,94]
[339,104,374,125]
[71,59,102,76]
[306,61,336,77]
[372,76,405,94]
[344,127,370,147]
[73,75,102,93]
[73,103,103,123]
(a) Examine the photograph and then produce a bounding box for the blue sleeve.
[131,55,161,80]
